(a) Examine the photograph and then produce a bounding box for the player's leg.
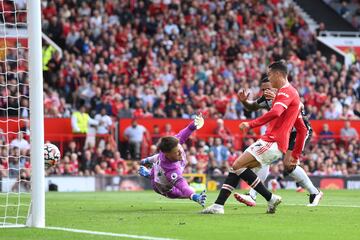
[231,153,279,207]
[203,143,281,214]
[235,164,270,207]
[249,165,270,199]
[283,150,323,206]
[202,152,257,214]
[232,140,283,213]
[213,152,260,205]
[164,187,188,199]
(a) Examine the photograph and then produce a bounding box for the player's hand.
[237,89,250,102]
[191,190,207,207]
[138,166,150,178]
[264,89,276,100]
[239,122,250,131]
[194,113,204,130]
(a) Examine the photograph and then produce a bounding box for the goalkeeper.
[138,114,207,207]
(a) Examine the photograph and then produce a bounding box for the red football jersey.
[249,83,301,154]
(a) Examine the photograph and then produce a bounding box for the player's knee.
[284,165,296,175]
[229,167,246,176]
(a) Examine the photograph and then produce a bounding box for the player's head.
[260,76,272,92]
[267,60,288,89]
[158,136,181,161]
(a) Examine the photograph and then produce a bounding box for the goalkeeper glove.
[190,190,207,207]
[138,166,150,178]
[194,113,204,130]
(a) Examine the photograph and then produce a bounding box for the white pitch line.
[155,201,360,208]
[46,226,178,240]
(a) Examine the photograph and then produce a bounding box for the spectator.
[163,123,175,136]
[95,108,113,135]
[151,125,161,145]
[113,151,128,175]
[95,161,112,175]
[214,119,233,144]
[340,121,359,142]
[319,123,335,145]
[10,132,30,151]
[118,100,133,119]
[80,150,96,176]
[62,155,76,176]
[71,105,98,149]
[210,138,229,169]
[71,105,98,134]
[124,119,147,160]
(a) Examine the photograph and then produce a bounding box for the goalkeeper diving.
[138,114,207,207]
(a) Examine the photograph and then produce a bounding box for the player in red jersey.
[235,77,323,207]
[202,61,307,214]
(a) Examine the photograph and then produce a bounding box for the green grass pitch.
[2,190,360,240]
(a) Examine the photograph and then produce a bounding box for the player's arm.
[244,104,286,129]
[140,154,159,165]
[242,100,262,111]
[237,89,261,111]
[291,115,308,160]
[244,90,293,129]
[175,114,204,144]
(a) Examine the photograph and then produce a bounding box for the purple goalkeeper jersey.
[149,122,197,198]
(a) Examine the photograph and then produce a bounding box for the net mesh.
[0,0,31,227]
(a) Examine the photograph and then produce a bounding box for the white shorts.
[245,139,283,166]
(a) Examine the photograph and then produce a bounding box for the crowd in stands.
[37,0,360,120]
[0,0,360,179]
[2,119,359,178]
[325,0,360,30]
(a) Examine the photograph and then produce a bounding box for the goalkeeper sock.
[240,168,272,201]
[215,172,240,205]
[289,166,319,195]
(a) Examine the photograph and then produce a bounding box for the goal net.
[0,0,44,228]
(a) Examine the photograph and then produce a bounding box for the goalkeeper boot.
[201,204,224,214]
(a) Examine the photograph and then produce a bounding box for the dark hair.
[260,76,269,84]
[268,60,288,76]
[158,136,179,153]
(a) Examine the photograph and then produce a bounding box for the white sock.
[249,165,270,199]
[214,203,224,209]
[289,166,319,195]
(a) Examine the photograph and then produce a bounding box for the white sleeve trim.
[274,102,288,109]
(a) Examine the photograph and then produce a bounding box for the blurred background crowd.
[0,0,359,179]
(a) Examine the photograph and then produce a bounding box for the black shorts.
[288,118,313,151]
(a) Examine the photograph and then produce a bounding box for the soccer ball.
[44,143,60,169]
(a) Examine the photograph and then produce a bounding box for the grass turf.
[1,190,360,240]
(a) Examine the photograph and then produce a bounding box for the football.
[44,143,60,169]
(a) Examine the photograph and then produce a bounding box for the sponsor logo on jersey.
[277,92,289,98]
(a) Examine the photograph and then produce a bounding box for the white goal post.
[0,0,44,228]
[28,0,45,228]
